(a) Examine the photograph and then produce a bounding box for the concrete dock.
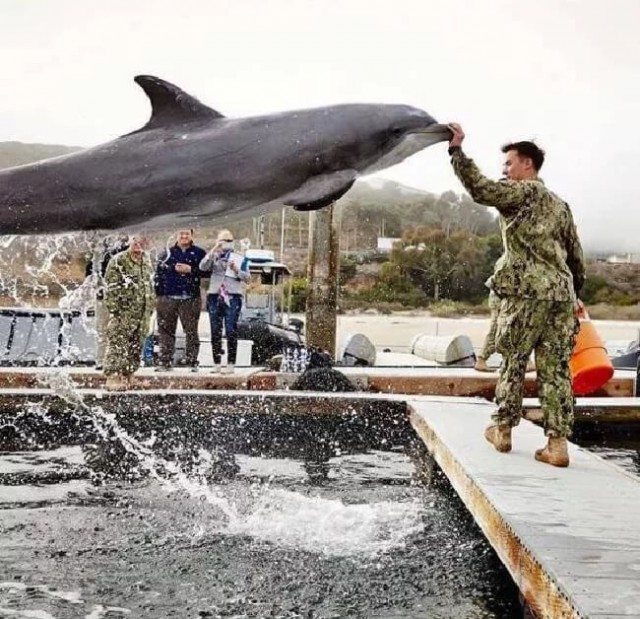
[409,397,640,618]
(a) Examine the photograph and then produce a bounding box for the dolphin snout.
[417,123,453,139]
[408,123,453,148]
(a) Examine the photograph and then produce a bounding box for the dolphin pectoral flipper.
[283,170,357,211]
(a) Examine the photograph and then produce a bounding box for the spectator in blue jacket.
[154,229,207,371]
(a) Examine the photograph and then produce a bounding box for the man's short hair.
[128,234,149,246]
[501,141,545,171]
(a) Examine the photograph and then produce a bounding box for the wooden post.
[305,204,341,358]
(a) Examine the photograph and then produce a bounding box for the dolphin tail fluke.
[283,170,357,211]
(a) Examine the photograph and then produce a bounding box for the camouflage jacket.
[485,217,507,290]
[451,149,585,301]
[104,249,155,321]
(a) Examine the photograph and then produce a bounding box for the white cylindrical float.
[411,334,475,367]
[339,333,377,367]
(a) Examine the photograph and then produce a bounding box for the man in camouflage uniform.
[103,235,155,390]
[85,235,129,370]
[448,124,585,467]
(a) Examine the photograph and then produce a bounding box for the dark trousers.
[207,293,243,364]
[156,296,202,366]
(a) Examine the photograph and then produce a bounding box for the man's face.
[502,150,532,181]
[129,237,149,254]
[176,229,193,246]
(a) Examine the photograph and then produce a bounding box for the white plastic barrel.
[411,334,475,367]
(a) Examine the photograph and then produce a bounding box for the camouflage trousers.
[494,297,578,438]
[103,313,150,377]
[94,298,109,367]
[480,289,501,359]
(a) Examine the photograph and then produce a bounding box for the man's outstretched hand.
[448,123,465,149]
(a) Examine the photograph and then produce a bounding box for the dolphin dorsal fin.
[134,75,224,131]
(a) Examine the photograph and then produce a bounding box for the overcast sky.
[1,0,638,251]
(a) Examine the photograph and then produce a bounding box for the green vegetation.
[282,278,308,313]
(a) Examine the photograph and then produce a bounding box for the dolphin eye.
[391,127,404,137]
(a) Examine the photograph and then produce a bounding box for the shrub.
[581,274,609,304]
[428,300,490,318]
[593,287,637,306]
[282,277,309,313]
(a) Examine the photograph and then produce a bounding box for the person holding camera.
[199,229,250,373]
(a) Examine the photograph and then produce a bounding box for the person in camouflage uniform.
[476,261,536,374]
[85,235,129,370]
[103,235,155,390]
[475,284,501,372]
[448,124,585,467]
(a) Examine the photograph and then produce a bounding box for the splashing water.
[0,582,83,605]
[0,582,131,618]
[30,373,426,557]
[227,487,424,557]
[0,232,97,306]
[43,372,240,520]
[0,232,105,370]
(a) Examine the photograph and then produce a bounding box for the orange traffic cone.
[570,305,614,395]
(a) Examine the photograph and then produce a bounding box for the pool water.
[574,422,640,478]
[0,440,523,619]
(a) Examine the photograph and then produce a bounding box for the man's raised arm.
[448,123,537,213]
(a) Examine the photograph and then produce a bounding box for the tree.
[380,226,499,303]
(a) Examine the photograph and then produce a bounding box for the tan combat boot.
[484,425,512,453]
[535,437,569,467]
[475,357,493,372]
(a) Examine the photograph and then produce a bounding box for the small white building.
[606,253,640,264]
[377,237,401,253]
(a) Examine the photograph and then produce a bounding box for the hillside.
[0,141,81,169]
[588,262,640,297]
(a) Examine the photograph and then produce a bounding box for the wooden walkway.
[409,397,640,618]
[0,365,635,397]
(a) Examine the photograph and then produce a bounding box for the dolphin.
[0,75,451,235]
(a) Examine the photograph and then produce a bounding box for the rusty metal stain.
[409,408,584,619]
[0,368,633,398]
